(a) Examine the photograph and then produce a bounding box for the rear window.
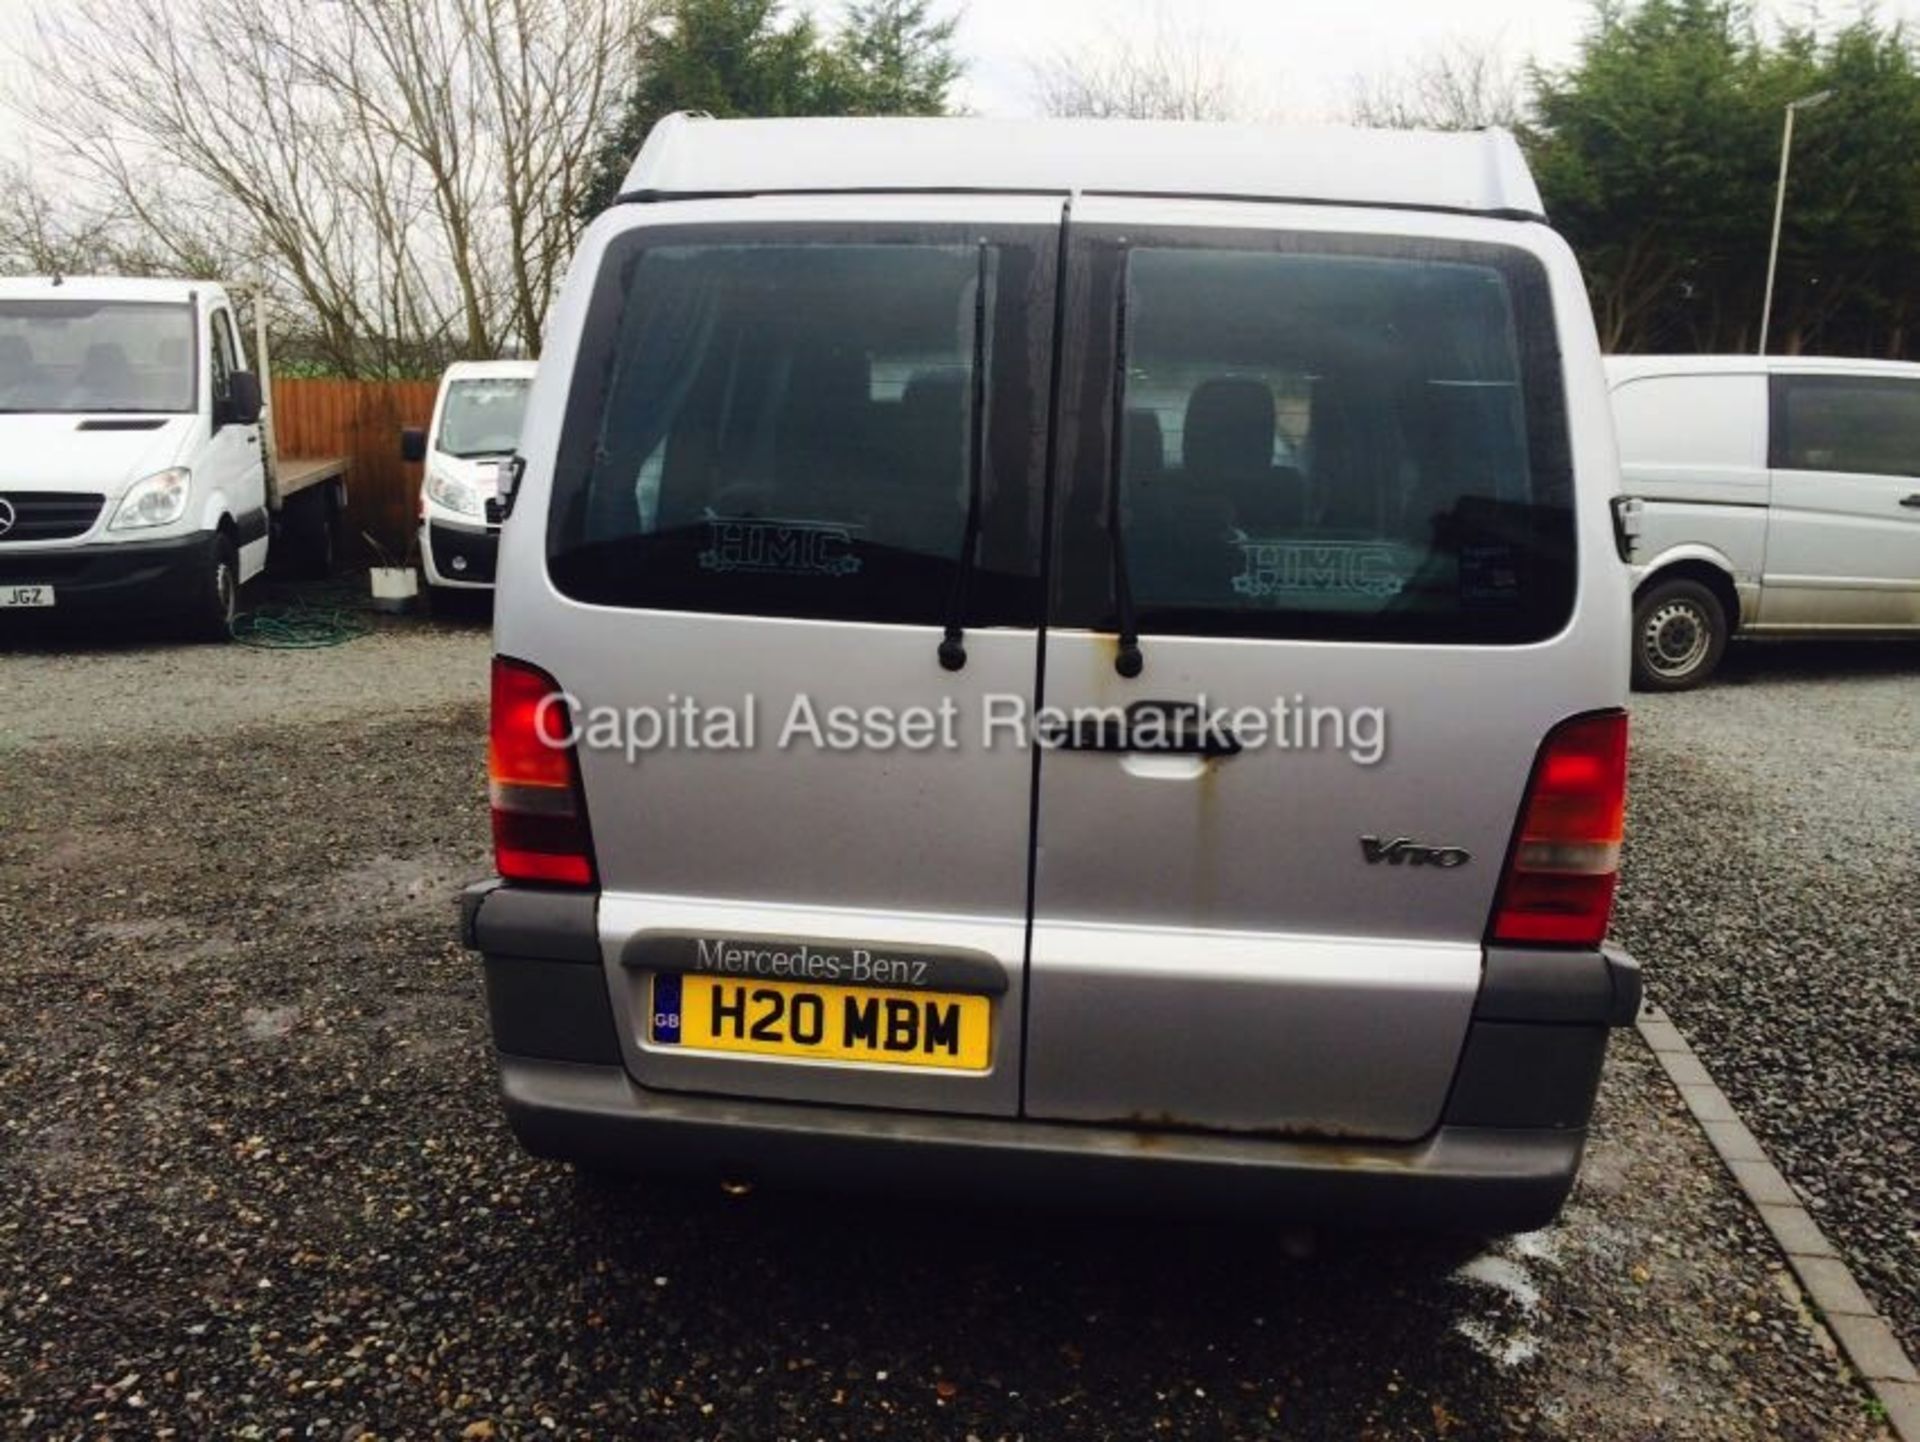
[1056,234,1574,644]
[1770,373,1920,478]
[547,229,1049,625]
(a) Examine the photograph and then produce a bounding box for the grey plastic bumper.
[500,1055,1589,1230]
[464,880,1638,1227]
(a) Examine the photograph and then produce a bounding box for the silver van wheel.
[1642,599,1709,677]
[1631,578,1728,691]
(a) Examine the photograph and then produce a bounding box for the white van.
[402,360,536,594]
[0,275,348,637]
[1608,355,1920,689]
[463,117,1639,1231]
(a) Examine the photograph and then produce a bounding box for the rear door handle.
[1901,494,1920,508]
[1040,699,1244,757]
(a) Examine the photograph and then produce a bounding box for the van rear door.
[522,198,1062,1118]
[1023,199,1612,1140]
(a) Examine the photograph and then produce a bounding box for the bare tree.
[14,0,643,374]
[0,162,119,275]
[1349,37,1524,132]
[462,0,633,350]
[1030,6,1248,122]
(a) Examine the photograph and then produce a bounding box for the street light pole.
[1759,89,1833,356]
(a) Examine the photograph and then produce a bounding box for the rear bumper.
[500,1054,1589,1230]
[464,881,1641,1229]
[0,533,217,613]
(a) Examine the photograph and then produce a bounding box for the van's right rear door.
[1022,197,1625,1140]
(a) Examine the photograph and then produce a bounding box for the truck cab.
[403,359,536,594]
[0,276,272,637]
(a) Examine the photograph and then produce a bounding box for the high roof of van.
[619,115,1546,221]
[0,276,218,304]
[442,359,538,382]
[1606,353,1920,382]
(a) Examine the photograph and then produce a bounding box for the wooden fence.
[270,377,440,561]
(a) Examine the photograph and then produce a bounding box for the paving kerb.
[1638,999,1919,1440]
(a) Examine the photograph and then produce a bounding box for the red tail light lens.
[1490,711,1627,947]
[489,656,596,887]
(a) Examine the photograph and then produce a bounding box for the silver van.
[462,117,1640,1230]
[1607,354,1920,690]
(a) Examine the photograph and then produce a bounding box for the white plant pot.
[369,565,420,613]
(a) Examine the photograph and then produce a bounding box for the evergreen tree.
[1527,1,1920,355]
[579,0,961,218]
[829,0,962,115]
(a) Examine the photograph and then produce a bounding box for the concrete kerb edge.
[1637,1000,1920,1438]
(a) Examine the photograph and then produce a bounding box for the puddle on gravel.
[242,1005,301,1041]
[305,851,479,927]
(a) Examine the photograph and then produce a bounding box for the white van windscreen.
[1055,238,1576,645]
[438,377,531,458]
[0,301,196,414]
[546,232,1049,625]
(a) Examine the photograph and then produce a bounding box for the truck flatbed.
[272,455,351,507]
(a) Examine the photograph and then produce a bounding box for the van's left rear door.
[507,196,1062,1119]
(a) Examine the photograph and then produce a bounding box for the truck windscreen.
[0,300,196,414]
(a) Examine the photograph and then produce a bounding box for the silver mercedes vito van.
[463,116,1640,1230]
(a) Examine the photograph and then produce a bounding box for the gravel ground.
[0,589,486,751]
[1615,638,1920,1363]
[0,615,1895,1439]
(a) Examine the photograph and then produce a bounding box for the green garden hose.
[230,599,377,648]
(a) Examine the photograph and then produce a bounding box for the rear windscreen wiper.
[1108,248,1144,678]
[939,242,992,672]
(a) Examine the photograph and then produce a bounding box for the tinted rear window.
[547,230,1049,625]
[1056,234,1574,644]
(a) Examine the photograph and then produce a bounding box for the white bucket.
[369,565,420,613]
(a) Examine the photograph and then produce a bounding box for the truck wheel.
[1632,577,1727,691]
[187,534,239,643]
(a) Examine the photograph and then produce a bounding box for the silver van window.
[1055,234,1575,645]
[548,232,1050,625]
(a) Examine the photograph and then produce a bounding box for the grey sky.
[939,0,1593,119]
[834,0,1916,121]
[0,0,1913,170]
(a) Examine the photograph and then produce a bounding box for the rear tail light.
[1490,711,1627,947]
[489,655,596,887]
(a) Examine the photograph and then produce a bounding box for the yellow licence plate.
[650,973,991,1071]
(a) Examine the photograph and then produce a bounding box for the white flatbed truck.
[0,275,350,638]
